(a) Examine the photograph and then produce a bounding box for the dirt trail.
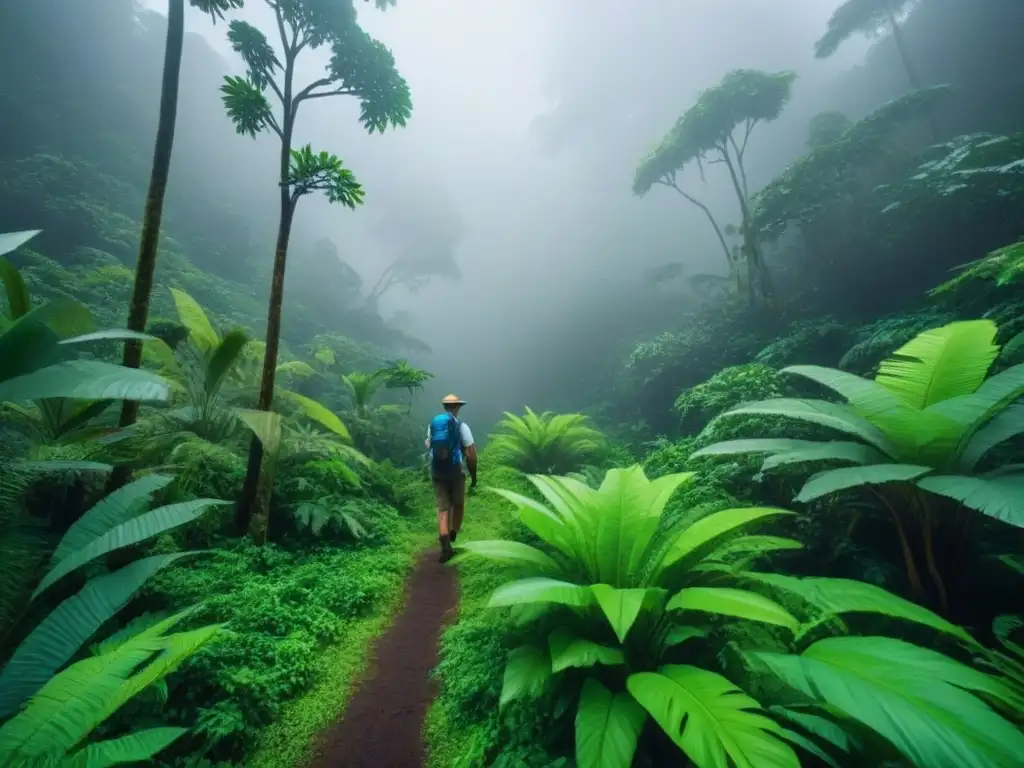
[309,547,459,768]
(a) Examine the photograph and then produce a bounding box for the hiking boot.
[450,530,458,544]
[439,534,454,563]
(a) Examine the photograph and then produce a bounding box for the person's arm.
[465,444,478,486]
[461,423,478,486]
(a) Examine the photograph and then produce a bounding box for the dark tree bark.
[236,50,297,534]
[107,0,185,494]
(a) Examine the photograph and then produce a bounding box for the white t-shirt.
[426,420,474,474]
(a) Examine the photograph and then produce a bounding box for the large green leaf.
[718,399,898,456]
[500,644,551,709]
[575,678,646,768]
[627,664,799,768]
[33,499,228,598]
[279,389,352,442]
[95,623,222,725]
[690,438,819,461]
[875,320,999,409]
[170,287,219,353]
[62,727,187,768]
[0,360,171,404]
[0,315,63,383]
[741,573,973,643]
[761,442,888,472]
[917,472,1024,528]
[0,255,30,319]
[794,463,932,503]
[236,409,282,455]
[659,507,794,572]
[958,404,1024,470]
[488,488,571,554]
[488,577,595,609]
[750,636,1024,768]
[667,587,799,631]
[549,628,624,673]
[454,539,561,574]
[0,554,192,719]
[0,641,164,762]
[590,585,662,643]
[53,475,174,562]
[707,535,803,562]
[588,466,694,585]
[0,229,41,257]
[204,328,249,396]
[59,329,159,346]
[782,365,913,429]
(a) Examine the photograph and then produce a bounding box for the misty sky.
[139,0,869,428]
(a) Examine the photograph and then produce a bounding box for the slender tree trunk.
[666,182,733,272]
[885,1,938,139]
[885,3,922,90]
[237,54,296,534]
[106,0,184,494]
[720,149,772,304]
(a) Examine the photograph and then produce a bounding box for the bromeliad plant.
[458,465,807,768]
[458,465,1024,768]
[488,407,608,475]
[693,319,1024,615]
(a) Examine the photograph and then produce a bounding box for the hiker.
[426,393,478,563]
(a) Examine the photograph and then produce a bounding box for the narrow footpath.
[309,547,459,768]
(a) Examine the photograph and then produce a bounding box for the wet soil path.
[309,547,458,768]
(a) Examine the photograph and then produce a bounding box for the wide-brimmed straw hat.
[441,393,466,406]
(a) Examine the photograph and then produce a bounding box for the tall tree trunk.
[237,56,296,534]
[720,150,772,304]
[666,182,733,272]
[106,0,184,494]
[885,1,938,139]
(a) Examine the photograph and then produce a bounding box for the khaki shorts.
[432,473,466,512]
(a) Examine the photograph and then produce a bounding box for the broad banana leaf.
[500,644,551,709]
[0,255,30,319]
[0,641,164,763]
[627,664,799,768]
[958,404,1024,470]
[659,507,794,571]
[0,360,171,404]
[489,577,595,609]
[740,573,973,643]
[667,587,799,631]
[59,329,158,345]
[750,636,1024,768]
[0,553,192,719]
[717,399,899,457]
[32,499,229,598]
[916,472,1024,527]
[54,475,174,562]
[794,463,932,503]
[453,539,561,573]
[575,678,646,768]
[0,229,41,257]
[61,727,187,768]
[548,628,624,673]
[170,288,219,354]
[590,584,664,643]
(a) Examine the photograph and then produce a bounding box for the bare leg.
[451,503,464,535]
[437,506,450,536]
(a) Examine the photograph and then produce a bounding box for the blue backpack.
[429,413,463,473]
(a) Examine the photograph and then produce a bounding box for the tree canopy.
[752,84,951,241]
[633,69,797,196]
[815,0,917,58]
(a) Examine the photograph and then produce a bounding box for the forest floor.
[306,546,460,768]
